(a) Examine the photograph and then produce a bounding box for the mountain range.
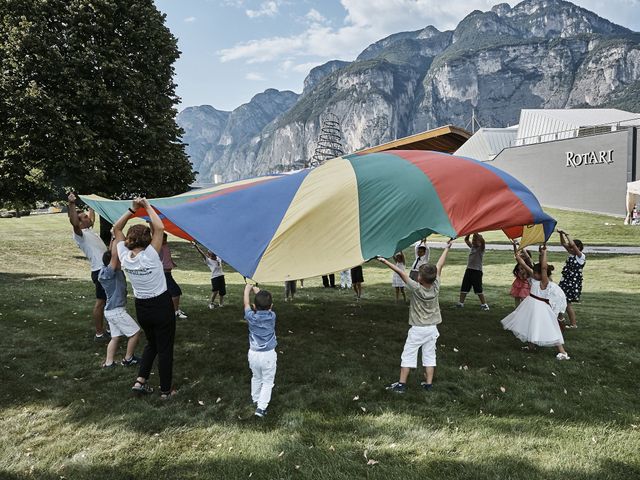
[177,0,640,183]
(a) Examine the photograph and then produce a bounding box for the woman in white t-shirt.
[113,198,176,399]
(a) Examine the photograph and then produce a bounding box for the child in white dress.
[391,252,406,303]
[501,245,570,360]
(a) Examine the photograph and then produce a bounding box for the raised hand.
[68,192,77,203]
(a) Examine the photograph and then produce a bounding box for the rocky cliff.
[179,0,640,182]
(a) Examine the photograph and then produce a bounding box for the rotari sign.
[565,149,614,167]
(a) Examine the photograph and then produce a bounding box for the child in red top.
[510,244,531,307]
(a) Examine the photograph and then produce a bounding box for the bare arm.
[464,234,472,248]
[67,193,82,236]
[436,239,454,277]
[108,235,119,270]
[539,245,549,289]
[113,199,141,243]
[377,257,410,284]
[562,231,581,256]
[515,253,534,276]
[88,208,95,225]
[140,198,165,253]
[243,284,260,310]
[192,242,207,260]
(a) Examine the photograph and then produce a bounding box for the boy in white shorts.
[377,239,452,393]
[98,238,141,368]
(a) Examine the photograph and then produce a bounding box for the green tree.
[0,0,194,209]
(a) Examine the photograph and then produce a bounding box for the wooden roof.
[355,125,471,155]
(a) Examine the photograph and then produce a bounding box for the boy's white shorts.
[104,307,140,338]
[400,325,440,368]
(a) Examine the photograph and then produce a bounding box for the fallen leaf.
[295,465,301,470]
[592,437,597,443]
[353,395,360,401]
[500,386,506,393]
[549,409,554,414]
[329,445,335,452]
[367,459,379,466]
[248,473,253,478]
[453,348,459,352]
[278,451,285,458]
[551,372,556,377]
[563,388,567,395]
[216,397,222,404]
[198,400,205,406]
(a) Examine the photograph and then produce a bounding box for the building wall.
[487,130,635,216]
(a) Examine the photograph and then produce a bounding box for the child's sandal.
[160,389,177,400]
[132,380,153,395]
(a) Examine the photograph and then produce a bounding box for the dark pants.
[322,274,336,288]
[135,291,176,393]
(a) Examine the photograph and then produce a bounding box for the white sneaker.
[480,304,490,311]
[455,302,464,308]
[208,303,215,310]
[218,304,224,308]
[556,352,570,361]
[175,310,188,319]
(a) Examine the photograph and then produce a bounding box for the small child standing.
[98,238,141,368]
[194,243,226,309]
[391,252,407,303]
[557,230,586,329]
[378,240,453,393]
[160,233,187,319]
[409,241,429,281]
[510,244,531,308]
[340,270,352,289]
[351,265,364,299]
[457,233,489,310]
[243,284,277,418]
[284,280,296,302]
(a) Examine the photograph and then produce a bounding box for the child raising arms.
[378,240,453,393]
[557,230,586,329]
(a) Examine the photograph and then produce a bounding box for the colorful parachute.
[82,150,556,282]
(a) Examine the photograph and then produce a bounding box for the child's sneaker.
[254,407,267,418]
[556,352,570,361]
[455,302,464,308]
[218,304,224,308]
[94,333,110,343]
[175,310,188,319]
[121,355,141,366]
[101,362,116,369]
[386,382,407,394]
[480,304,490,311]
[208,303,216,310]
[420,382,433,391]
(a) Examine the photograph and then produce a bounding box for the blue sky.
[154,0,640,112]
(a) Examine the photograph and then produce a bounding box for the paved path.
[428,242,640,255]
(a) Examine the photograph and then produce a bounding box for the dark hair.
[512,263,521,276]
[574,239,584,251]
[533,263,554,277]
[255,290,273,310]
[102,251,112,266]
[417,245,427,251]
[163,233,168,241]
[418,264,437,283]
[124,224,152,250]
[394,251,405,263]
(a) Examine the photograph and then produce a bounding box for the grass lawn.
[0,212,639,480]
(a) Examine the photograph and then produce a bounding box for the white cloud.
[305,8,328,25]
[184,16,197,23]
[245,71,266,81]
[246,0,280,18]
[219,0,640,66]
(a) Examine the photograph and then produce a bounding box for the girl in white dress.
[391,252,407,303]
[501,245,570,360]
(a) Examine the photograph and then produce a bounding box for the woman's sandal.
[132,380,153,395]
[160,389,178,400]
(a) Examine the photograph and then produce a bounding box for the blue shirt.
[98,265,127,311]
[244,307,277,352]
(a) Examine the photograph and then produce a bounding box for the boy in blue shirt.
[243,283,277,418]
[98,238,141,368]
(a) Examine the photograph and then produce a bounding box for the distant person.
[501,245,570,360]
[243,284,277,418]
[378,239,453,393]
[322,274,336,288]
[160,233,187,319]
[194,243,226,309]
[114,198,177,399]
[557,230,586,329]
[409,241,429,281]
[339,270,352,289]
[98,237,141,368]
[67,193,108,341]
[284,280,296,302]
[351,265,364,299]
[391,252,407,303]
[457,233,489,310]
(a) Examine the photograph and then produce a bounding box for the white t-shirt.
[117,241,167,299]
[73,228,107,272]
[205,257,224,278]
